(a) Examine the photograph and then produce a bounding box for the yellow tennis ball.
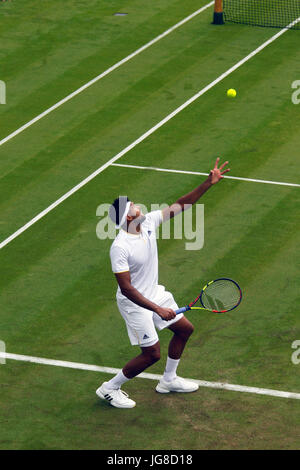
[227,88,237,98]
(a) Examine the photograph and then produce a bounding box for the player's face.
[127,202,146,228]
[128,202,143,219]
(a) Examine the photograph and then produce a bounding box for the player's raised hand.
[208,157,230,185]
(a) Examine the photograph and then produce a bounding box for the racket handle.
[175,306,190,314]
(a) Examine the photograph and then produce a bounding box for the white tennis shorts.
[116,285,183,347]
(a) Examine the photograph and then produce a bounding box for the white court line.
[0,2,214,148]
[1,352,300,400]
[111,163,300,188]
[1,18,299,251]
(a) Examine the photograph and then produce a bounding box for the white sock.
[105,370,130,390]
[163,357,180,382]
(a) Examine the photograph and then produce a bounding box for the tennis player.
[96,158,230,408]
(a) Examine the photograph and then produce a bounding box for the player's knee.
[143,345,160,364]
[180,322,194,340]
[150,350,160,363]
[187,322,194,337]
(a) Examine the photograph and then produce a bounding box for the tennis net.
[223,0,300,29]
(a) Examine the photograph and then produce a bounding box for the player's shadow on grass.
[93,399,124,412]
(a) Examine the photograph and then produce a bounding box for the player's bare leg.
[156,317,198,394]
[96,342,161,408]
[122,342,161,378]
[167,316,194,359]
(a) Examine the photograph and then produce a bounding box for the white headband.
[116,201,131,229]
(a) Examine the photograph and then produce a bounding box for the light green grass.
[0,0,300,450]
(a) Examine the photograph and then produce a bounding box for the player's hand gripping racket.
[175,278,242,314]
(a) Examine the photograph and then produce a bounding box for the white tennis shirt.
[110,210,163,301]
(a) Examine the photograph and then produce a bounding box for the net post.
[212,0,224,25]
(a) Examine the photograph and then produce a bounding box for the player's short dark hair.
[109,196,130,225]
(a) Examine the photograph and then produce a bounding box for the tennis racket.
[175,278,242,314]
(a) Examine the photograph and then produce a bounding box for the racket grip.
[175,306,189,314]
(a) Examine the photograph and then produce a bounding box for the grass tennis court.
[0,0,300,450]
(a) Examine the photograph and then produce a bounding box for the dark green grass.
[0,362,299,450]
[0,0,300,451]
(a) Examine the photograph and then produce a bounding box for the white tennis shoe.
[96,382,136,408]
[156,376,199,394]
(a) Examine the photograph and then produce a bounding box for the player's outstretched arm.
[162,157,230,221]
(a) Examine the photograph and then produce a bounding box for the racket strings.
[200,280,241,311]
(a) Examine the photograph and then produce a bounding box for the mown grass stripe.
[1,21,298,251]
[0,2,214,148]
